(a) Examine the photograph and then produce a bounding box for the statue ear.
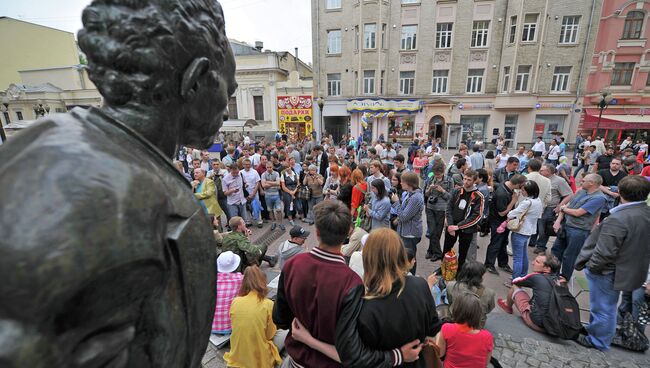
[181,57,210,101]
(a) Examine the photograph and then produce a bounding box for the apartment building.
[580,0,650,144]
[312,0,601,147]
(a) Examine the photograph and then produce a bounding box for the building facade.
[580,0,650,144]
[225,40,314,141]
[312,0,601,147]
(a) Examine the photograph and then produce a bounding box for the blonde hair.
[362,228,410,299]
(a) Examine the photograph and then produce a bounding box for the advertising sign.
[277,95,313,137]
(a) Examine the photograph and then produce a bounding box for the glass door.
[504,115,518,148]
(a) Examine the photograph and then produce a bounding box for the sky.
[0,0,314,63]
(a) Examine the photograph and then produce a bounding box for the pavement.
[202,149,650,368]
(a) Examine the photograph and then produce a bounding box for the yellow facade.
[0,17,80,88]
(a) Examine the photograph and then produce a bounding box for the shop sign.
[277,95,313,136]
[535,103,574,109]
[456,103,493,110]
[347,98,422,113]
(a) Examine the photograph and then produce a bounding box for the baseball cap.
[289,225,310,239]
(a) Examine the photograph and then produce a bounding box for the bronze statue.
[0,0,236,367]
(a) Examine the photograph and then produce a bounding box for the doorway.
[429,115,444,141]
[447,125,462,149]
[504,115,518,148]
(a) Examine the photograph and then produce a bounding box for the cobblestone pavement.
[202,149,650,368]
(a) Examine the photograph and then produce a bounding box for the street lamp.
[595,91,613,134]
[33,99,50,118]
[316,97,324,140]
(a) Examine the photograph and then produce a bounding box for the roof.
[229,40,262,56]
[0,16,75,35]
[9,83,63,93]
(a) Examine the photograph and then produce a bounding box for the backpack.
[541,277,582,340]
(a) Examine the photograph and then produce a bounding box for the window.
[509,16,517,44]
[2,112,9,125]
[471,21,489,48]
[381,24,387,49]
[560,16,580,44]
[502,66,510,92]
[436,23,453,49]
[399,71,415,95]
[363,70,376,94]
[327,74,341,96]
[466,69,484,93]
[552,66,571,92]
[364,23,376,49]
[612,62,635,85]
[647,73,650,86]
[354,71,359,95]
[400,25,417,50]
[354,26,359,51]
[380,70,385,94]
[432,70,449,94]
[401,0,420,3]
[326,0,341,9]
[227,97,238,119]
[622,11,644,39]
[327,30,341,54]
[522,14,538,42]
[16,111,23,120]
[253,96,264,120]
[515,65,531,91]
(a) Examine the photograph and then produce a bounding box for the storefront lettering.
[347,99,422,113]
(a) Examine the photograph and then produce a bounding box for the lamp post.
[316,97,324,141]
[595,91,613,134]
[33,99,50,118]
[0,96,9,143]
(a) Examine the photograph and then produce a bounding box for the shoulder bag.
[507,199,531,232]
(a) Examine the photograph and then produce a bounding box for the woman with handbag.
[280,160,299,226]
[290,228,441,367]
[506,180,543,282]
[350,168,368,216]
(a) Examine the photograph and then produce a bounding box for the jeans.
[227,202,249,223]
[443,230,473,271]
[530,207,556,250]
[218,197,231,222]
[484,218,509,268]
[510,232,530,280]
[584,269,620,351]
[551,225,590,281]
[467,233,478,262]
[618,287,647,325]
[402,236,421,275]
[425,208,446,260]
[306,195,323,222]
[282,191,297,218]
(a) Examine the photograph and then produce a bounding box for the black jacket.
[446,187,485,233]
[492,167,515,185]
[335,276,441,367]
[575,202,650,291]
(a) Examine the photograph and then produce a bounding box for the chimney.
[254,41,263,51]
[294,47,299,71]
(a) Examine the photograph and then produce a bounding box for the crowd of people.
[184,131,650,367]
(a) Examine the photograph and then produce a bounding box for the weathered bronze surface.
[0,1,236,367]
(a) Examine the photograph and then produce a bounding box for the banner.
[277,96,313,136]
[347,99,422,113]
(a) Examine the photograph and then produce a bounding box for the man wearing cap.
[222,216,277,270]
[213,251,243,335]
[278,226,310,269]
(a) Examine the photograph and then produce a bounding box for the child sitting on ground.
[434,292,493,367]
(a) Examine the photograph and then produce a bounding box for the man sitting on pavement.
[278,225,310,269]
[498,254,562,333]
[222,216,277,271]
[574,176,650,350]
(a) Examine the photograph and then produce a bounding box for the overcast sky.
[0,0,313,63]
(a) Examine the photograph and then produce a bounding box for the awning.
[583,114,650,129]
[323,103,348,117]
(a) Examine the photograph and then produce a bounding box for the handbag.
[612,312,649,352]
[421,341,442,368]
[638,294,650,326]
[507,199,531,232]
[355,206,372,232]
[297,185,311,200]
[239,173,249,198]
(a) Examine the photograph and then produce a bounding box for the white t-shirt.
[243,135,251,145]
[547,145,560,160]
[250,153,261,167]
[532,141,546,153]
[241,168,261,197]
[496,154,510,169]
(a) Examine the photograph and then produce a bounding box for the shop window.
[460,115,488,143]
[533,115,565,142]
[388,115,415,139]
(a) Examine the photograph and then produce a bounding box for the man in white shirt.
[241,158,263,227]
[250,146,261,167]
[532,137,546,158]
[592,136,606,156]
[243,132,251,146]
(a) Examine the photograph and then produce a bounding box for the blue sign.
[610,99,618,105]
[458,103,464,110]
[535,103,541,109]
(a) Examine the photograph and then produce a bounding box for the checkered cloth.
[212,272,244,333]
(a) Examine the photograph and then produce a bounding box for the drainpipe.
[315,0,321,139]
[568,0,598,144]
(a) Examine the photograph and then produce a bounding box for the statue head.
[78,0,237,149]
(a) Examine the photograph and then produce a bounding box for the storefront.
[581,108,650,144]
[459,115,488,146]
[277,95,313,141]
[533,114,566,141]
[321,100,349,143]
[347,98,423,143]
